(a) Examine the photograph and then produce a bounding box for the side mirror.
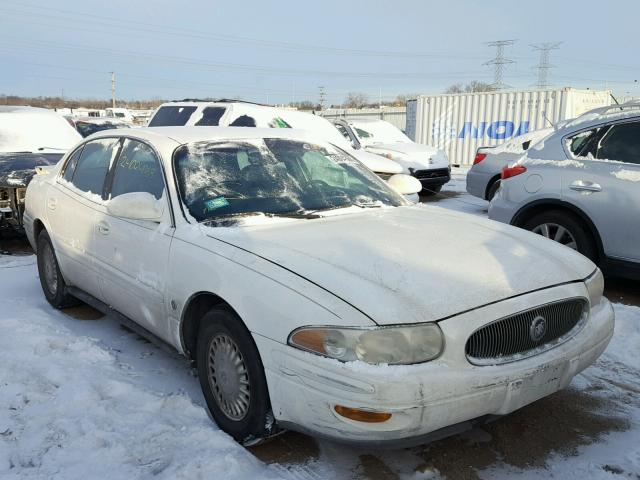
[387,174,422,195]
[107,192,164,222]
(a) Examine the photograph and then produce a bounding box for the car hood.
[209,206,594,325]
[364,142,449,171]
[351,148,403,174]
[0,152,63,187]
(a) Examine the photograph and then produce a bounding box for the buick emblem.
[530,316,547,342]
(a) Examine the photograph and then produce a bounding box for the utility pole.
[318,86,326,110]
[484,40,516,90]
[531,42,562,90]
[110,71,116,108]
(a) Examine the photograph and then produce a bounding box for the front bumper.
[411,167,451,189]
[255,282,614,447]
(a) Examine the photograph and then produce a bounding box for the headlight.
[288,323,444,365]
[585,268,604,307]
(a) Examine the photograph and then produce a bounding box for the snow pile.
[0,255,287,480]
[606,302,640,370]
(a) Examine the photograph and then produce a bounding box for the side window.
[71,138,120,195]
[229,115,257,127]
[148,106,197,126]
[110,140,165,200]
[596,122,640,164]
[62,146,84,182]
[567,128,606,158]
[194,107,226,126]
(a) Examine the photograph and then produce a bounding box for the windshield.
[174,138,405,223]
[351,121,411,145]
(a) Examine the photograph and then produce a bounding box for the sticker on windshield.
[203,196,229,214]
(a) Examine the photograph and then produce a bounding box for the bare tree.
[344,92,369,108]
[445,81,496,94]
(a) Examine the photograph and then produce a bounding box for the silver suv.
[489,102,640,279]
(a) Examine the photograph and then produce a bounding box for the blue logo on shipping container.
[458,121,529,139]
[432,121,530,141]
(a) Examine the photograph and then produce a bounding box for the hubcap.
[41,242,58,294]
[207,334,251,421]
[532,222,578,250]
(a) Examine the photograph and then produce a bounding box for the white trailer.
[406,88,612,166]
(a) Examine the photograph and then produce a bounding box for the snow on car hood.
[209,206,594,326]
[351,148,403,174]
[365,142,449,171]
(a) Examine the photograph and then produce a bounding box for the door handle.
[569,181,602,193]
[97,221,110,235]
[47,197,57,210]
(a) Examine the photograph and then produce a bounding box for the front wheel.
[523,210,597,261]
[36,230,78,308]
[196,307,276,445]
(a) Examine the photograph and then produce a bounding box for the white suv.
[148,100,404,180]
[489,102,640,279]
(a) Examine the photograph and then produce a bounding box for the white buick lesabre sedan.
[24,127,614,447]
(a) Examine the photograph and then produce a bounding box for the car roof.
[88,126,330,145]
[0,105,63,116]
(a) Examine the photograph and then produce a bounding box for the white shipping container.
[406,88,612,166]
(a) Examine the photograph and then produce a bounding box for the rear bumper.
[466,168,494,199]
[255,283,614,447]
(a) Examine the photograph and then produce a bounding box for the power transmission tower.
[318,86,326,109]
[531,42,562,89]
[110,71,116,108]
[484,40,516,90]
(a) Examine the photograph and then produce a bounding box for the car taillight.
[501,165,527,180]
[473,153,487,165]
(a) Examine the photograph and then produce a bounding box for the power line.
[484,40,517,89]
[531,42,562,89]
[0,2,485,60]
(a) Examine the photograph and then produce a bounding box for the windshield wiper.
[199,210,320,225]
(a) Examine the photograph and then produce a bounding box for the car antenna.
[610,93,623,110]
[542,110,554,128]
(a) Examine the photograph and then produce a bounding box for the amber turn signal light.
[334,405,392,423]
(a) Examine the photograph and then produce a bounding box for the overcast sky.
[1,0,638,104]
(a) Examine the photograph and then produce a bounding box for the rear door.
[47,138,121,300]
[562,120,640,262]
[93,138,175,341]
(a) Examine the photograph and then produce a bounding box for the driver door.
[93,139,175,341]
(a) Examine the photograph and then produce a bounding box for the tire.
[36,230,79,308]
[522,210,597,261]
[486,179,501,201]
[419,185,442,197]
[196,307,275,445]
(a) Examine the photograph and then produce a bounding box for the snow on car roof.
[563,102,640,130]
[0,106,82,153]
[89,126,333,146]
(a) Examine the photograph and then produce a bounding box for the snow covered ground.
[1,168,639,479]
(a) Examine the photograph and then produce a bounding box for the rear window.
[148,106,197,127]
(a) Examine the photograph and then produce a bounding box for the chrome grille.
[465,298,588,365]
